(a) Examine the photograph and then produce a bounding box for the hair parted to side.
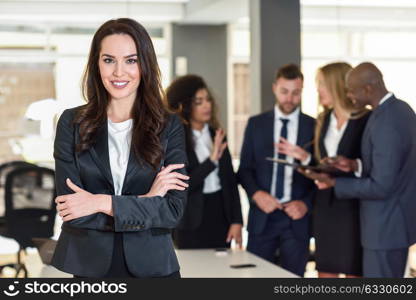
[75,18,168,170]
[275,63,304,81]
[165,74,220,148]
[314,62,369,161]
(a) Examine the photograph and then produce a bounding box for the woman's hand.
[142,164,189,198]
[226,223,243,248]
[210,128,227,162]
[297,168,335,190]
[321,155,358,173]
[276,137,309,161]
[55,178,112,221]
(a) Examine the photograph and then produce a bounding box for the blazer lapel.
[122,127,165,193]
[361,95,395,149]
[264,110,275,188]
[337,117,354,155]
[89,121,114,190]
[319,112,331,158]
[296,113,312,157]
[186,127,213,169]
[122,148,144,192]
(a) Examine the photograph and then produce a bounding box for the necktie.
[276,118,289,199]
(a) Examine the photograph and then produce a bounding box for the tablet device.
[265,157,347,176]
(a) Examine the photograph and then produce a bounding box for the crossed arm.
[54,110,188,231]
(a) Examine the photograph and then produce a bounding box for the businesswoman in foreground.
[166,75,243,249]
[51,18,188,278]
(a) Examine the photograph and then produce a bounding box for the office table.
[176,249,297,277]
[25,248,297,278]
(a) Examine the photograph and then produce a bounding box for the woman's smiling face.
[98,33,141,104]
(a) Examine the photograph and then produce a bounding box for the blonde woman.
[277,62,370,277]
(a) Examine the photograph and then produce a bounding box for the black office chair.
[0,161,37,185]
[0,161,38,226]
[0,166,56,277]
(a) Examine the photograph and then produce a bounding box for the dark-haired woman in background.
[166,75,243,249]
[51,18,188,278]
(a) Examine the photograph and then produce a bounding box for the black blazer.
[315,110,371,207]
[51,107,187,277]
[176,125,242,231]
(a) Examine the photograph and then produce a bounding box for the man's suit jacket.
[237,109,315,240]
[176,126,243,231]
[335,95,416,250]
[51,107,187,277]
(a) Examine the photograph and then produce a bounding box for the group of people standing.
[164,60,416,279]
[236,62,416,278]
[50,17,416,279]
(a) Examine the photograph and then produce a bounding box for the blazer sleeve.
[222,146,243,224]
[54,109,108,230]
[237,117,261,199]
[335,119,402,200]
[187,157,217,194]
[111,115,188,232]
[299,129,316,212]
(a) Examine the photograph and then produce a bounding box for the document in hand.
[265,157,347,176]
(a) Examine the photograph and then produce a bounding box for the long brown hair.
[314,62,369,161]
[165,74,220,148]
[75,18,168,169]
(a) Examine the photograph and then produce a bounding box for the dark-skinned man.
[303,62,416,277]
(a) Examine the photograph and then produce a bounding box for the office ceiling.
[1,0,416,30]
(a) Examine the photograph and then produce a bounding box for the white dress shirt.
[192,123,221,194]
[324,111,349,157]
[355,92,393,177]
[270,105,300,203]
[108,119,133,195]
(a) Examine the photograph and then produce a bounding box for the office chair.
[0,161,37,186]
[0,166,56,277]
[0,161,38,225]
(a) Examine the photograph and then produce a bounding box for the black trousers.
[247,210,309,277]
[74,233,181,278]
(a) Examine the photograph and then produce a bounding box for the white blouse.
[324,112,348,157]
[192,124,221,194]
[108,118,133,195]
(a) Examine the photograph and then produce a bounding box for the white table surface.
[26,248,297,278]
[176,249,297,278]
